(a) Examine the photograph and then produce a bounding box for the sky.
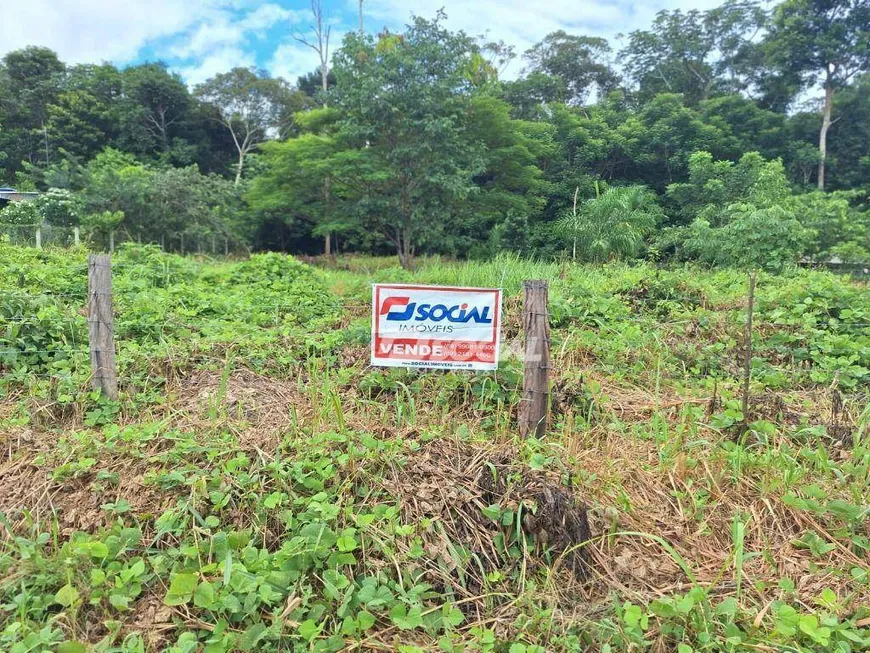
[0,0,727,87]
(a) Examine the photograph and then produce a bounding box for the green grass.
[1,245,869,652]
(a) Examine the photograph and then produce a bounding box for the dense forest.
[1,0,868,269]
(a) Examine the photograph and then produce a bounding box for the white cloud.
[0,0,755,87]
[241,3,297,30]
[178,47,257,86]
[168,3,293,66]
[267,35,344,84]
[363,0,735,78]
[0,0,291,84]
[0,0,234,64]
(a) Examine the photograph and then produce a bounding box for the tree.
[81,148,239,245]
[556,186,661,262]
[292,0,332,106]
[447,95,552,256]
[47,90,117,162]
[762,0,870,189]
[522,32,618,105]
[787,190,870,260]
[666,151,792,225]
[0,47,65,181]
[296,68,335,101]
[328,16,487,268]
[667,151,814,270]
[247,109,354,251]
[620,1,766,104]
[821,74,870,191]
[120,63,191,156]
[684,204,809,271]
[195,68,298,185]
[698,95,787,162]
[619,94,731,192]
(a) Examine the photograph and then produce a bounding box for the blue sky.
[0,1,726,86]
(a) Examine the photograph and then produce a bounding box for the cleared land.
[1,244,868,652]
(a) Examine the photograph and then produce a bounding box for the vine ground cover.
[1,244,869,652]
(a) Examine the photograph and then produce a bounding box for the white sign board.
[371,284,502,370]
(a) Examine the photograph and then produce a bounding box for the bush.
[684,204,809,272]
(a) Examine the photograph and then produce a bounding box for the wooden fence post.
[109,230,115,253]
[35,226,42,249]
[88,254,118,400]
[73,226,80,246]
[224,237,229,256]
[519,279,550,438]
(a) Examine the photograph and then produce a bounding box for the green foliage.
[79,148,241,245]
[620,3,767,104]
[786,190,870,260]
[0,199,41,225]
[329,16,488,267]
[195,67,306,184]
[522,31,618,105]
[2,2,870,262]
[2,251,870,651]
[684,205,808,271]
[667,151,792,225]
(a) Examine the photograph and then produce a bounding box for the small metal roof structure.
[0,187,40,202]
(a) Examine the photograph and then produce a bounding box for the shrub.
[684,204,809,272]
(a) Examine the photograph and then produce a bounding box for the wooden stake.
[73,226,80,246]
[35,227,42,249]
[88,254,118,400]
[519,279,550,438]
[740,271,757,428]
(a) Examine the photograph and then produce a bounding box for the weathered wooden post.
[88,254,118,400]
[35,226,42,249]
[73,226,80,246]
[519,280,550,438]
[109,230,115,253]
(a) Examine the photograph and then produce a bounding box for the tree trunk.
[571,185,579,262]
[818,71,834,191]
[323,175,332,255]
[234,150,245,186]
[397,229,413,270]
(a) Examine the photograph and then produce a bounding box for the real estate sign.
[371,284,502,370]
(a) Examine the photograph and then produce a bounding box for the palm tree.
[556,185,661,262]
